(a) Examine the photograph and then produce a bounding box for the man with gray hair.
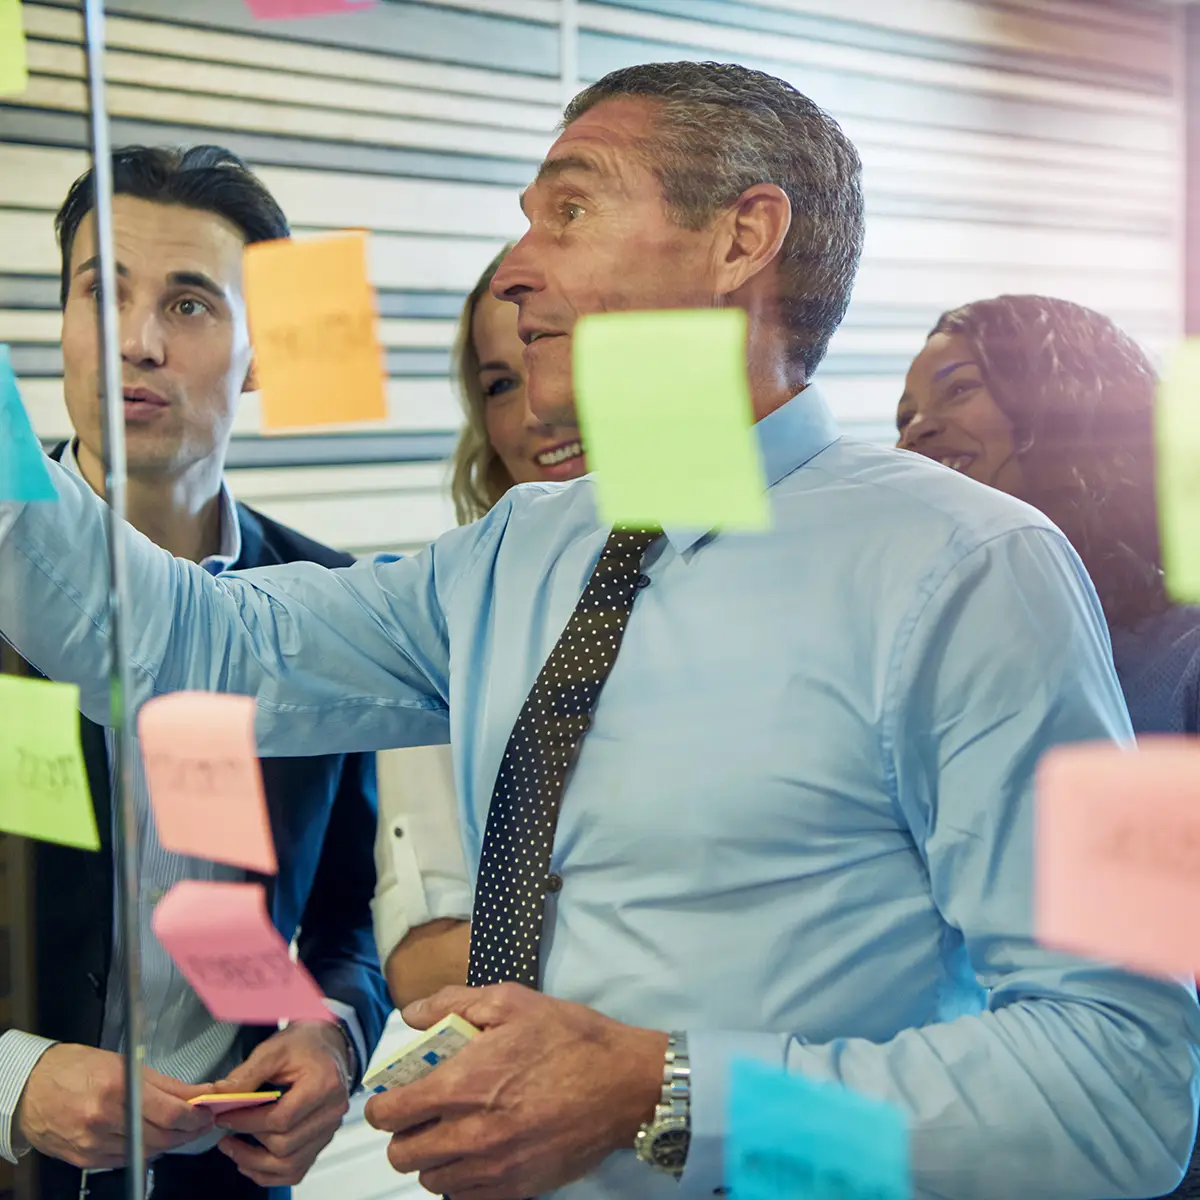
[0,61,1196,1200]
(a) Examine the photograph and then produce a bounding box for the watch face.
[651,1128,691,1171]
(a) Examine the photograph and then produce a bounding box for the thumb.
[214,1041,279,1093]
[402,983,525,1033]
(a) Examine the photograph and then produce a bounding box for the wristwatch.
[635,1032,690,1177]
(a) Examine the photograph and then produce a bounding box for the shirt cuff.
[0,1031,57,1164]
[678,1030,789,1198]
[323,999,365,1088]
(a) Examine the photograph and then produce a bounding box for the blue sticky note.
[728,1059,910,1200]
[0,345,55,502]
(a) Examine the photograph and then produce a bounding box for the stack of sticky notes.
[364,1014,479,1093]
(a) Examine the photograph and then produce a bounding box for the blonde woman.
[374,246,587,1009]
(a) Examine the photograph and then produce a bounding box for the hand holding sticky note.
[153,880,332,1025]
[728,1059,909,1200]
[189,1091,281,1113]
[1,345,55,502]
[139,692,277,874]
[572,309,769,530]
[0,675,99,850]
[1156,340,1200,603]
[0,0,28,98]
[243,232,386,431]
[1037,737,1200,977]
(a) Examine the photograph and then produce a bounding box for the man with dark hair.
[0,66,1197,1200]
[0,145,389,1200]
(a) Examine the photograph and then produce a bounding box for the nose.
[898,410,941,452]
[521,397,554,433]
[120,300,166,368]
[490,232,543,302]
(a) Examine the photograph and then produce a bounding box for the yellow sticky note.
[0,675,99,850]
[0,0,28,98]
[573,309,770,529]
[243,232,387,431]
[1156,340,1200,602]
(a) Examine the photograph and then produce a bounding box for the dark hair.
[562,61,864,383]
[55,144,289,306]
[931,294,1167,629]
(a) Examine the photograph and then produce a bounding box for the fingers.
[218,1122,336,1189]
[364,1076,450,1136]
[214,1042,278,1095]
[141,1078,215,1136]
[144,1067,214,1102]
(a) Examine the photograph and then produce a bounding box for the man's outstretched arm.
[0,462,458,757]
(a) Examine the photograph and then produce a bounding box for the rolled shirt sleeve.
[0,1031,56,1164]
[681,527,1200,1200]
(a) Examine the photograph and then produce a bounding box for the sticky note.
[1157,340,1200,602]
[152,880,333,1024]
[364,1014,479,1093]
[572,309,769,529]
[728,1059,910,1200]
[1037,737,1200,977]
[0,345,55,502]
[243,232,387,431]
[139,692,277,875]
[245,0,374,16]
[0,0,28,97]
[0,675,99,850]
[189,1091,281,1113]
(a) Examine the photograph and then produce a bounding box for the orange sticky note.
[153,880,333,1024]
[243,232,387,431]
[1037,737,1200,978]
[139,692,277,875]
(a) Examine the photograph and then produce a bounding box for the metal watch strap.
[635,1031,691,1176]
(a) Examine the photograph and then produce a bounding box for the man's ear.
[714,183,792,297]
[241,357,258,395]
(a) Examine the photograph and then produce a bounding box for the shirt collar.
[60,439,242,575]
[662,384,841,554]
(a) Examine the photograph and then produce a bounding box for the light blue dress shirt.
[1,388,1197,1200]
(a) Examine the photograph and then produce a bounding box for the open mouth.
[935,454,975,474]
[536,440,583,468]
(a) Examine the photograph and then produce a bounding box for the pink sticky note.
[153,880,333,1024]
[1037,737,1200,978]
[139,693,277,875]
[244,0,374,17]
[189,1092,281,1113]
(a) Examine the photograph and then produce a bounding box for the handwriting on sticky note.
[1037,737,1200,977]
[0,345,55,502]
[572,309,770,530]
[1156,341,1200,603]
[0,676,99,850]
[0,0,28,97]
[153,880,333,1024]
[243,233,386,431]
[139,692,277,874]
[728,1059,910,1200]
[245,0,374,17]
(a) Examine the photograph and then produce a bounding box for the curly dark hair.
[930,294,1167,630]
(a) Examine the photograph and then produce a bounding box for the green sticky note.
[1156,340,1200,603]
[0,675,100,850]
[0,0,28,98]
[0,344,55,502]
[573,309,770,529]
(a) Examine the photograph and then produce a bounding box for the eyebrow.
[73,258,227,302]
[933,360,975,383]
[519,154,602,216]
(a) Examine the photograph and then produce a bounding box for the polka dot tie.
[467,527,659,989]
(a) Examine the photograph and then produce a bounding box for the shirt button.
[635,573,651,589]
[545,873,563,893]
[393,825,404,839]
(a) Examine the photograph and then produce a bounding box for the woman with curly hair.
[897,294,1200,738]
[448,242,587,523]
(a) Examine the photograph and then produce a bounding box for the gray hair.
[562,61,864,381]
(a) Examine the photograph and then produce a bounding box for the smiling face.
[896,331,1026,496]
[61,194,254,484]
[490,96,729,426]
[472,290,587,485]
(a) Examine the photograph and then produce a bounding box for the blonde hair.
[449,243,517,524]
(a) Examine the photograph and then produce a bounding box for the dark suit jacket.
[20,453,390,1196]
